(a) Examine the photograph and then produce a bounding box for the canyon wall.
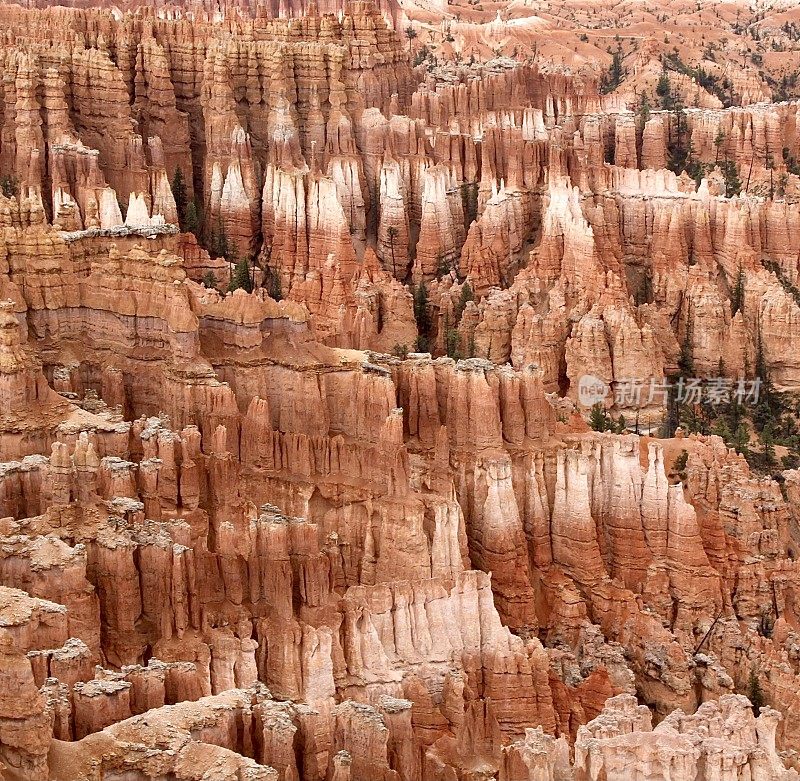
[2,1,800,779]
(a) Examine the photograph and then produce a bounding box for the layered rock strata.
[1,2,800,780]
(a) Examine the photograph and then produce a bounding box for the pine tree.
[731,265,745,316]
[601,46,625,94]
[266,268,283,301]
[171,167,188,230]
[405,26,417,55]
[454,282,474,322]
[678,334,694,377]
[386,226,398,269]
[712,417,732,443]
[714,128,726,163]
[228,255,253,293]
[755,328,775,406]
[638,93,651,123]
[668,114,696,177]
[445,328,461,359]
[392,343,410,359]
[461,181,479,226]
[213,219,230,260]
[590,403,611,432]
[656,71,672,108]
[762,425,777,467]
[721,160,742,197]
[733,422,750,455]
[685,153,705,187]
[202,271,217,290]
[612,48,623,83]
[184,200,200,237]
[748,667,765,715]
[413,282,431,339]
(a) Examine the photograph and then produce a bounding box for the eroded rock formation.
[3,1,800,779]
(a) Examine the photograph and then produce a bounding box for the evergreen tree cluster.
[731,266,746,316]
[748,667,765,715]
[600,45,625,94]
[770,70,799,102]
[170,167,200,236]
[720,160,742,197]
[454,282,474,322]
[171,168,260,296]
[589,403,627,433]
[228,257,253,293]
[656,71,675,110]
[662,53,733,107]
[413,282,431,352]
[460,182,479,226]
[665,311,800,476]
[648,268,800,474]
[653,74,748,194]
[783,146,800,176]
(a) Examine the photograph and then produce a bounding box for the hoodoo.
[3,0,800,778]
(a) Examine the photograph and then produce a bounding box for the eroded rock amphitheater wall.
[3,0,800,779]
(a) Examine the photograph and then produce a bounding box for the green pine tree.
[638,93,651,123]
[721,160,742,197]
[266,268,283,301]
[405,25,417,55]
[762,424,777,467]
[454,282,474,322]
[184,200,200,237]
[714,128,726,163]
[600,44,625,94]
[386,226,398,269]
[413,282,431,339]
[678,334,694,377]
[171,167,188,230]
[712,417,732,444]
[733,422,750,455]
[590,402,612,432]
[755,330,775,406]
[748,667,765,715]
[673,449,689,472]
[461,181,479,226]
[445,328,461,359]
[228,255,253,293]
[213,219,230,260]
[731,265,746,316]
[656,71,672,108]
